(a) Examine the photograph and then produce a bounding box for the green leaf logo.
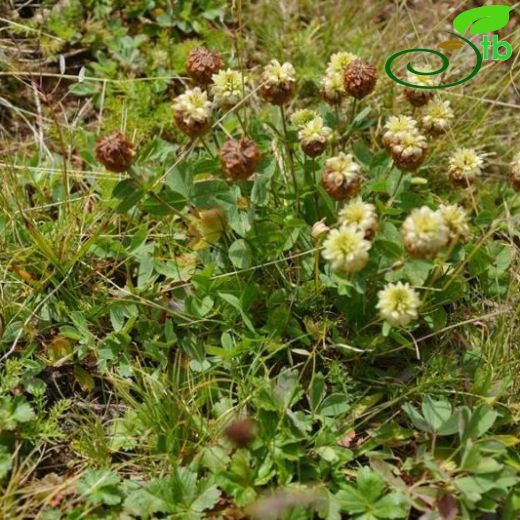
[453,5,512,35]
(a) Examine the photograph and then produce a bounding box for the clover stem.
[280,105,299,213]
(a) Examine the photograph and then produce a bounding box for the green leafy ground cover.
[1,1,520,518]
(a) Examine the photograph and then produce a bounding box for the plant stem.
[199,137,215,159]
[386,167,404,208]
[279,105,299,213]
[311,157,319,218]
[349,97,358,125]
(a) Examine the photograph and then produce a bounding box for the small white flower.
[402,206,449,257]
[338,198,378,237]
[448,148,483,184]
[298,116,332,147]
[422,98,454,135]
[211,69,246,108]
[377,282,420,327]
[322,225,371,273]
[173,87,212,123]
[439,204,470,241]
[326,51,359,74]
[291,109,318,128]
[262,59,296,87]
[325,152,361,186]
[321,71,346,103]
[383,115,419,147]
[311,219,330,239]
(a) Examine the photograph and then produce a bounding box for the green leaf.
[335,486,367,514]
[190,485,221,514]
[357,467,384,503]
[77,469,122,506]
[123,488,165,518]
[372,492,408,519]
[0,397,35,430]
[402,403,431,433]
[421,396,453,432]
[218,292,255,332]
[453,5,512,35]
[228,239,253,269]
[318,394,351,418]
[0,445,12,480]
[464,405,498,439]
[309,373,325,413]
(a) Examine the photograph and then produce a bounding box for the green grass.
[1,0,520,518]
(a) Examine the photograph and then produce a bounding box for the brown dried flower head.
[186,47,224,84]
[220,138,261,181]
[404,88,433,107]
[95,131,135,173]
[343,59,377,99]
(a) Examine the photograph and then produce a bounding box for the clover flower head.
[338,198,378,238]
[439,204,470,241]
[391,130,427,158]
[325,153,361,184]
[260,60,296,105]
[422,98,454,135]
[321,71,346,104]
[291,109,318,128]
[322,225,371,273]
[263,59,296,86]
[173,87,213,123]
[389,130,427,171]
[402,206,449,257]
[298,117,332,146]
[383,115,419,146]
[377,282,420,327]
[211,69,246,108]
[448,148,483,185]
[326,51,359,74]
[321,152,363,199]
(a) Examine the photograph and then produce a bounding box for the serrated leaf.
[357,467,384,502]
[335,486,367,514]
[373,492,409,519]
[77,469,122,506]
